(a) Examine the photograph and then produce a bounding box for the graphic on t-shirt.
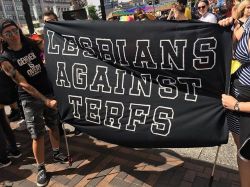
[16,52,41,77]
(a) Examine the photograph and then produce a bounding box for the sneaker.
[16,119,26,131]
[53,152,68,163]
[36,168,48,187]
[74,129,83,136]
[7,149,22,158]
[8,109,21,122]
[16,142,21,148]
[0,158,12,168]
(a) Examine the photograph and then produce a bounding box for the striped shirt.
[228,17,250,135]
[235,17,250,87]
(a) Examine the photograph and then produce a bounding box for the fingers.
[45,99,58,110]
[218,17,234,27]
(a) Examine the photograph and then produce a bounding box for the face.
[243,3,250,18]
[1,25,21,44]
[43,15,57,22]
[198,2,209,16]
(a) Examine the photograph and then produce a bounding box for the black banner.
[44,20,231,148]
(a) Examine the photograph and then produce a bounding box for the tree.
[21,0,34,34]
[88,6,99,20]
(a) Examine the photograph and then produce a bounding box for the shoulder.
[207,12,217,18]
[243,17,250,31]
[206,13,217,23]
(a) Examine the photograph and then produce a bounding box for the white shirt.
[199,12,217,23]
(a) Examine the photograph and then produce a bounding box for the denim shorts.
[21,96,59,139]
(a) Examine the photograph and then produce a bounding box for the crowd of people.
[109,0,241,23]
[0,0,250,186]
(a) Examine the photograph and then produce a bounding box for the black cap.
[0,19,18,34]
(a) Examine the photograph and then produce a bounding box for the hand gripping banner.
[44,20,231,148]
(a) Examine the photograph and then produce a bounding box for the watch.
[234,101,240,112]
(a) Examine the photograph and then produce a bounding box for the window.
[16,5,22,11]
[19,15,25,20]
[5,5,14,11]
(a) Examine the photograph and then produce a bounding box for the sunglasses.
[44,18,58,23]
[2,28,19,38]
[198,5,206,10]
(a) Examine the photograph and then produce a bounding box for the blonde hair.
[237,0,250,18]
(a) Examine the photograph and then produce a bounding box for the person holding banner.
[167,3,189,20]
[219,7,250,187]
[43,10,83,137]
[197,0,218,23]
[222,94,250,112]
[43,10,58,23]
[0,19,68,187]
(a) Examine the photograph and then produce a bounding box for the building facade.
[0,0,71,25]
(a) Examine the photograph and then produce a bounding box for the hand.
[218,17,234,27]
[45,99,57,110]
[170,9,175,16]
[221,94,237,110]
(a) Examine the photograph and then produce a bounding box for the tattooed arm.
[0,60,57,109]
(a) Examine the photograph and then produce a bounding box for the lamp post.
[21,0,34,34]
[100,0,106,20]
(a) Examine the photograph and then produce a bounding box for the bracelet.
[234,101,240,112]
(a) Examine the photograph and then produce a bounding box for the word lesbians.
[47,30,217,71]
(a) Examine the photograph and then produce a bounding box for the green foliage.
[88,6,99,20]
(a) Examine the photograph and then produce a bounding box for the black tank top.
[2,38,53,99]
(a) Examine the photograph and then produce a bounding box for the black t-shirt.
[1,38,53,100]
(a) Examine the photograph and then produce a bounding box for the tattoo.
[10,68,16,79]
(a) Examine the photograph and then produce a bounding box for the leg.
[231,132,250,187]
[22,98,46,164]
[44,104,68,163]
[8,102,21,122]
[0,105,11,168]
[43,106,60,149]
[16,98,27,131]
[21,98,48,187]
[48,127,60,149]
[0,108,18,152]
[32,136,45,165]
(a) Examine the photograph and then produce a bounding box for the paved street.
[0,118,240,187]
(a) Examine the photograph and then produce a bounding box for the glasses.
[45,18,57,22]
[2,28,19,38]
[198,5,206,10]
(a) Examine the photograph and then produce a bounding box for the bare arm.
[1,61,57,109]
[167,9,174,20]
[222,94,250,113]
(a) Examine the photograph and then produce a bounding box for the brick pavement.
[0,125,240,187]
